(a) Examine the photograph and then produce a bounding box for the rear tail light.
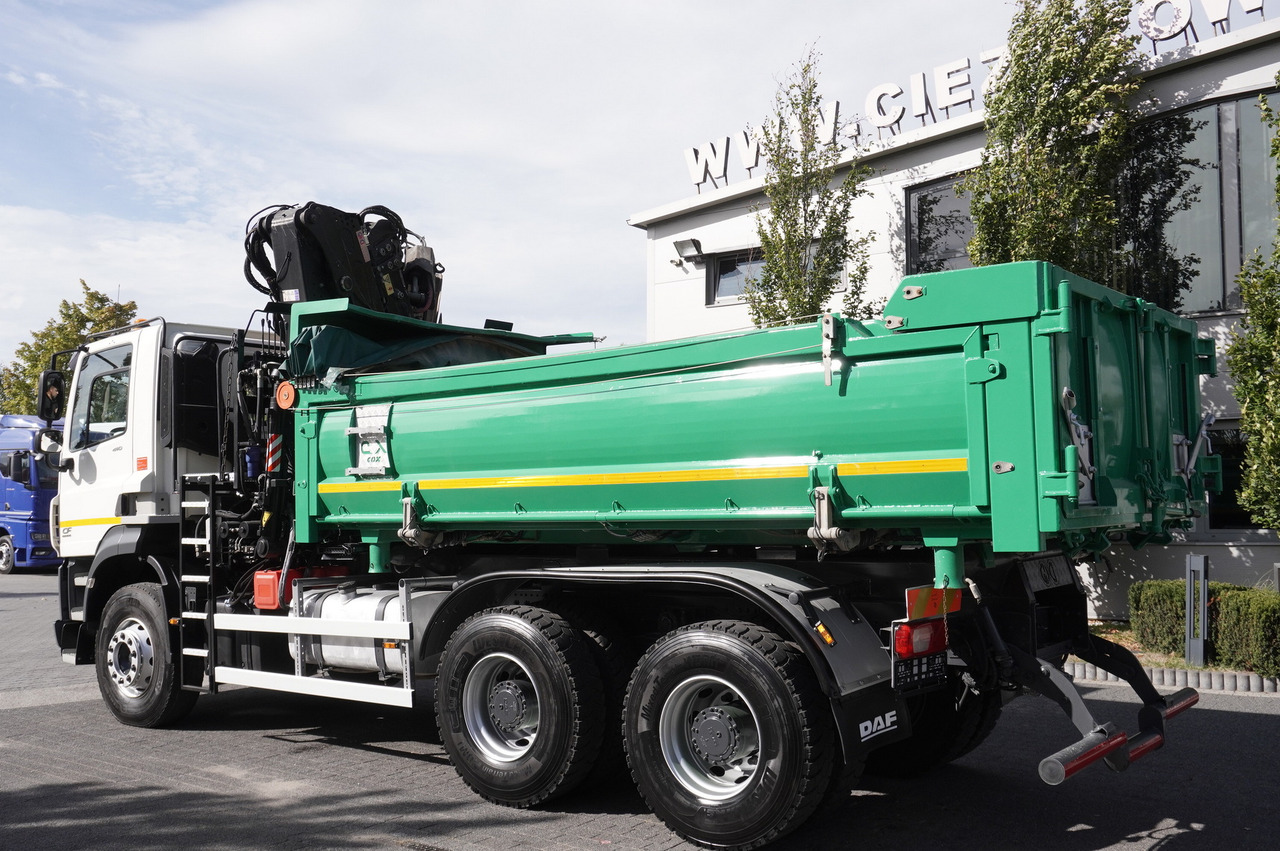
[893,619,948,659]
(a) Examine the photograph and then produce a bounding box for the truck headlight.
[32,533,50,541]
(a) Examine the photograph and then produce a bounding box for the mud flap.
[831,682,912,764]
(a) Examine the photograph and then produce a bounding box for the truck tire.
[0,535,15,574]
[623,620,833,851]
[863,669,1002,777]
[436,605,604,808]
[558,608,636,788]
[96,582,198,727]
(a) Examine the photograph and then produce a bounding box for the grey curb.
[1066,660,1280,694]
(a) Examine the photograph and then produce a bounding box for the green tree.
[961,0,1142,292]
[1114,109,1206,311]
[0,281,137,415]
[1225,83,1280,529]
[747,49,874,326]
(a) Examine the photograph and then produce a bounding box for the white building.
[629,5,1280,618]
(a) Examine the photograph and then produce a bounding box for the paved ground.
[2,571,1278,850]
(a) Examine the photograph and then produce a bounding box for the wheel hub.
[690,707,740,764]
[462,652,541,763]
[489,680,528,732]
[659,675,762,801]
[106,618,155,698]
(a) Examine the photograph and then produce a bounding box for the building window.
[901,89,1278,307]
[1207,427,1256,530]
[707,248,763,304]
[1137,91,1278,313]
[906,175,973,276]
[1240,94,1280,261]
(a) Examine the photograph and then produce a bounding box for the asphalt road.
[2,571,1278,851]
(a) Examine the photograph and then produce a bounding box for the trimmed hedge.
[1129,580,1280,678]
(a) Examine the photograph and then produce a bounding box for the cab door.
[57,340,139,559]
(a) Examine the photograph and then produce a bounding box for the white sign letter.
[934,58,974,111]
[1201,0,1230,25]
[980,46,1008,100]
[738,128,762,175]
[1138,0,1194,41]
[684,137,731,189]
[816,100,840,146]
[787,100,841,149]
[909,72,934,122]
[866,83,905,129]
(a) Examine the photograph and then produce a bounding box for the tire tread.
[624,619,833,850]
[436,604,604,808]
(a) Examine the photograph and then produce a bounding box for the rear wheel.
[559,607,636,788]
[95,582,197,727]
[623,620,833,850]
[0,535,15,574]
[436,606,604,807]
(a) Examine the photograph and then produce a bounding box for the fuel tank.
[289,585,447,674]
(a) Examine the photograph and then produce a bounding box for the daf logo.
[859,710,899,742]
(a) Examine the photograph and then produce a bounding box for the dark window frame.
[705,247,764,305]
[901,87,1280,313]
[905,173,974,277]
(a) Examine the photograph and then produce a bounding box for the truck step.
[1038,687,1200,785]
[1039,724,1127,785]
[213,666,414,708]
[182,648,209,658]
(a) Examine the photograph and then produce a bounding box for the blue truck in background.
[0,414,61,574]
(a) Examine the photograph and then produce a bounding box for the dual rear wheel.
[436,612,833,849]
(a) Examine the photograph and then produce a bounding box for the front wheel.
[95,582,197,727]
[623,620,834,850]
[0,535,15,574]
[436,606,604,807]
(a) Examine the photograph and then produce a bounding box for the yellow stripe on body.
[60,516,123,529]
[417,464,812,491]
[317,464,810,494]
[837,457,968,476]
[316,457,967,495]
[318,480,402,493]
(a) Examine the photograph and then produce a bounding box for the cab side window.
[71,344,133,451]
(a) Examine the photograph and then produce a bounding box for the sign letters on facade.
[684,0,1270,191]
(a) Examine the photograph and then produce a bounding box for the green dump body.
[289,262,1215,561]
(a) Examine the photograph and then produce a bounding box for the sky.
[0,0,1024,361]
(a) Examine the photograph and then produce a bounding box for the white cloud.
[0,0,1017,365]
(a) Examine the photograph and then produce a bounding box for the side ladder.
[177,473,218,694]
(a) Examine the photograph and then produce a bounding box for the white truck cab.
[52,319,240,561]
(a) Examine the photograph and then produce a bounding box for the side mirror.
[36,429,72,473]
[38,430,63,455]
[8,450,33,489]
[37,370,67,423]
[0,453,14,480]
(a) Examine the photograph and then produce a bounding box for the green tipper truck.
[40,203,1216,849]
